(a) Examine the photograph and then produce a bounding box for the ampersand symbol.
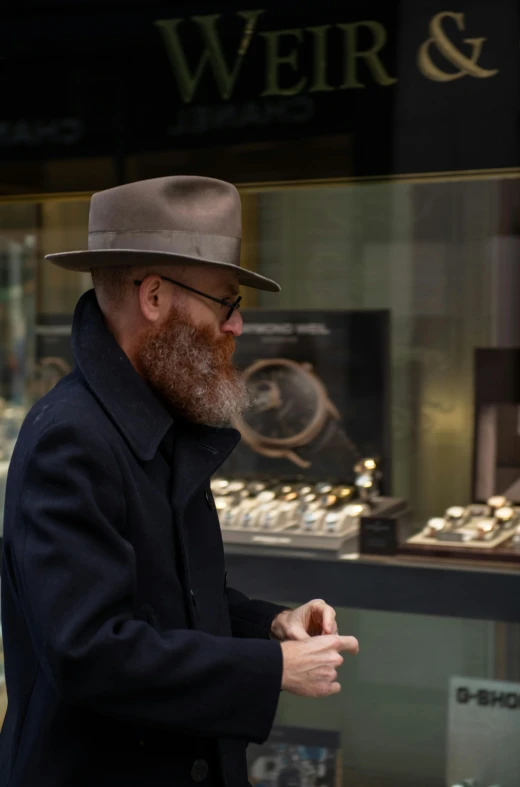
[418,11,499,81]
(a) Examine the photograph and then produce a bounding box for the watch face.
[446,506,465,520]
[302,510,321,531]
[488,495,508,509]
[259,507,277,529]
[355,457,378,474]
[315,482,333,494]
[319,494,337,508]
[227,481,246,494]
[246,481,268,495]
[333,485,355,502]
[424,517,446,537]
[477,518,497,535]
[220,509,236,528]
[344,503,364,518]
[211,479,230,495]
[214,496,229,511]
[240,360,325,444]
[495,505,515,523]
[257,490,276,504]
[241,509,256,528]
[325,512,341,532]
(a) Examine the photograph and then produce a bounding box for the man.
[0,176,358,787]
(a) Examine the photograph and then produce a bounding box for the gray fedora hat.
[45,175,281,293]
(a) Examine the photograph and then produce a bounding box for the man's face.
[171,265,243,337]
[135,266,249,427]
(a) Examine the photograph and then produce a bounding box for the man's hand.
[271,599,338,642]
[281,635,359,698]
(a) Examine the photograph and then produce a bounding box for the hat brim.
[44,248,281,293]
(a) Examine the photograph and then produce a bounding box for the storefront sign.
[155,10,496,104]
[0,1,517,175]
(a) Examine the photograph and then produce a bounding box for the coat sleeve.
[15,420,283,742]
[225,586,289,639]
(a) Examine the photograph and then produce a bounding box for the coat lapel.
[170,421,240,512]
[168,420,240,628]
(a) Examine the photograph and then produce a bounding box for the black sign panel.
[223,309,391,488]
[1,0,519,175]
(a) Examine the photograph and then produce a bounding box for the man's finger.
[335,635,359,654]
[321,606,336,635]
[287,624,310,642]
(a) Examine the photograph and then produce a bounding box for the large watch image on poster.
[224,310,391,490]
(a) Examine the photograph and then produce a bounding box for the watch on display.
[445,506,467,524]
[494,505,515,525]
[409,494,520,555]
[487,495,510,511]
[213,468,372,547]
[354,458,382,503]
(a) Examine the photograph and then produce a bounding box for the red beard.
[136,306,248,427]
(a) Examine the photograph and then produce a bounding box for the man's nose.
[221,309,243,337]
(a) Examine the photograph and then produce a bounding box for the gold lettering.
[260,29,307,96]
[418,12,499,81]
[155,11,264,103]
[338,21,397,89]
[307,25,334,93]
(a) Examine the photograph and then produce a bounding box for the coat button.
[191,759,209,783]
[205,489,216,510]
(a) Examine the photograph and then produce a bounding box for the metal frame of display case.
[3,535,519,623]
[224,547,520,624]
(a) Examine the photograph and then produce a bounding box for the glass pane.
[0,204,38,537]
[38,198,91,314]
[253,178,508,522]
[269,604,514,787]
[0,198,93,537]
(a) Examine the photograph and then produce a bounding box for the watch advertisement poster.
[247,725,341,787]
[224,310,390,490]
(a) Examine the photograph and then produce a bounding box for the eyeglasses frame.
[134,275,242,322]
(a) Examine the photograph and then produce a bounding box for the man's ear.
[137,275,164,323]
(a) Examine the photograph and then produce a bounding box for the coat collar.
[72,290,240,463]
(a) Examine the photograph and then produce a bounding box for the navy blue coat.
[0,290,284,787]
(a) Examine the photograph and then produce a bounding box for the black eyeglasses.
[134,275,242,322]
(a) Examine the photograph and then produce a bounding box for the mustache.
[213,333,236,361]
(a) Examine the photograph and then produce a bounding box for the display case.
[217,328,520,785]
[226,548,520,787]
[404,350,520,563]
[215,308,412,557]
